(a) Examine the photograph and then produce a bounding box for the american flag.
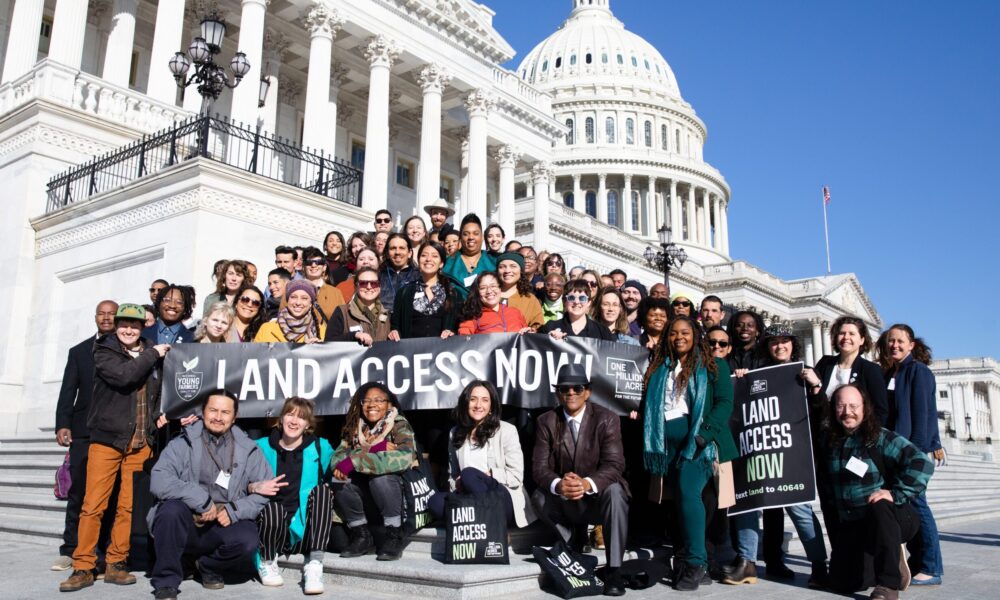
[823,185,831,205]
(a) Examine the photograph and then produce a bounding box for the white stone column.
[821,320,833,356]
[804,337,815,368]
[962,383,975,438]
[721,200,730,254]
[361,35,399,213]
[230,0,268,127]
[49,0,90,69]
[701,189,712,246]
[988,384,1000,439]
[549,177,556,202]
[417,64,450,213]
[532,162,552,250]
[686,184,695,241]
[811,318,824,364]
[669,179,680,233]
[101,0,139,88]
[622,173,633,233]
[572,174,583,211]
[465,89,493,219]
[495,145,519,239]
[2,0,44,83]
[302,4,342,155]
[597,173,608,224]
[645,181,656,236]
[710,195,721,251]
[457,131,469,218]
[146,0,185,104]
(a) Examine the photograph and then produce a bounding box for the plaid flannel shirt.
[826,428,934,522]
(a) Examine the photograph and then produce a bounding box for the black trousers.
[533,483,629,569]
[59,438,117,558]
[829,501,920,592]
[256,484,336,561]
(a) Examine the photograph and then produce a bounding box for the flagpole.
[822,186,832,274]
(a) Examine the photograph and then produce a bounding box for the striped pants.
[256,484,336,561]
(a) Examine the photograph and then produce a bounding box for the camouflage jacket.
[332,414,417,475]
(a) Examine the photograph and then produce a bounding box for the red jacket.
[458,304,527,335]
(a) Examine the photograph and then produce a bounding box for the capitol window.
[606,117,616,143]
[563,192,575,208]
[542,60,548,71]
[617,54,624,65]
[631,192,640,231]
[644,121,652,147]
[675,129,681,153]
[608,190,619,227]
[602,53,608,64]
[351,141,366,169]
[586,53,592,64]
[556,57,562,68]
[570,54,577,66]
[631,56,638,67]
[585,117,595,143]
[661,125,668,150]
[565,118,575,144]
[626,118,635,145]
[644,59,650,70]
[396,159,415,189]
[586,190,597,217]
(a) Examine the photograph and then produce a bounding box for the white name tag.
[349,325,363,333]
[415,291,425,299]
[464,274,477,287]
[845,456,869,478]
[887,377,896,391]
[215,470,231,490]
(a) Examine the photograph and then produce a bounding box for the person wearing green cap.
[61,304,171,592]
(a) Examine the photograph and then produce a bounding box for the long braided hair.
[643,315,717,392]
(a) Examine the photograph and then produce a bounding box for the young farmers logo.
[175,357,203,401]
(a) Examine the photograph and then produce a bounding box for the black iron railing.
[45,115,362,213]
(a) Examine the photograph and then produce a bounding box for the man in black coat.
[52,300,118,571]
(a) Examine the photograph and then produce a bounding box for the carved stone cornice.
[331,63,350,88]
[464,89,495,117]
[363,35,399,69]
[530,162,552,185]
[336,101,354,126]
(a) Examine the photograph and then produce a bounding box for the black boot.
[675,564,707,592]
[808,561,827,589]
[377,526,405,561]
[765,560,795,580]
[340,524,375,558]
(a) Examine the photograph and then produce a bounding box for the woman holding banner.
[876,325,944,586]
[426,381,533,528]
[642,316,737,591]
[255,281,326,343]
[326,268,391,346]
[389,242,459,340]
[331,382,417,562]
[724,324,828,587]
[457,273,531,336]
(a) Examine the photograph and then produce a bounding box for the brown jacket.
[532,401,630,498]
[324,300,391,343]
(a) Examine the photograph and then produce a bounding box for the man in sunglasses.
[374,209,394,234]
[533,364,629,596]
[669,293,696,319]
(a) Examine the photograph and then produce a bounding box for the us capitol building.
[0,0,990,441]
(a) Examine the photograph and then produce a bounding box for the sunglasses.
[305,258,326,266]
[149,287,165,293]
[357,280,381,289]
[239,296,262,307]
[565,294,589,304]
[585,281,599,288]
[671,300,693,308]
[375,217,392,224]
[546,259,563,266]
[708,340,730,348]
[557,384,588,395]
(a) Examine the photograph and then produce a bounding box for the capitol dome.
[515,0,732,264]
[517,0,681,100]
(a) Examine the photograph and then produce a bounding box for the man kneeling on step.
[146,390,273,600]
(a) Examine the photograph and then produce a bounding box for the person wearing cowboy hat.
[423,198,454,235]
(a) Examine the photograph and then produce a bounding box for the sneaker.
[870,585,899,600]
[340,524,375,558]
[377,525,405,561]
[104,561,136,585]
[898,544,911,591]
[258,557,283,587]
[153,588,179,600]
[196,557,225,590]
[721,558,758,585]
[59,569,95,592]
[51,556,73,571]
[303,560,324,595]
[910,574,942,586]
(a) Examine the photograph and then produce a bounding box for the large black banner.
[729,362,817,515]
[163,333,649,419]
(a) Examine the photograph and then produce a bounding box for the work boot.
[870,585,899,600]
[722,558,758,585]
[103,561,136,585]
[195,557,224,590]
[377,526,405,561]
[808,561,827,589]
[340,524,375,558]
[765,560,795,579]
[59,569,95,592]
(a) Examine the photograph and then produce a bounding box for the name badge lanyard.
[477,305,508,333]
[207,436,236,478]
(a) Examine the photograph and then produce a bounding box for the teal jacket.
[442,252,497,301]
[256,433,334,546]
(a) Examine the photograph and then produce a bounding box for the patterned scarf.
[642,357,708,475]
[277,306,317,342]
[413,282,445,315]
[353,407,398,451]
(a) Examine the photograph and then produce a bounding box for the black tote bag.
[444,490,509,565]
[531,540,604,598]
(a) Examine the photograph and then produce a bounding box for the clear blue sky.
[493,0,999,360]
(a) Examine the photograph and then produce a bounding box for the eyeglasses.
[357,280,381,289]
[564,294,589,304]
[708,340,730,348]
[305,258,326,266]
[480,285,501,292]
[671,300,693,308]
[522,255,537,261]
[239,296,262,307]
[375,217,392,224]
[557,384,588,395]
[362,398,389,406]
[585,281,599,288]
[161,297,184,306]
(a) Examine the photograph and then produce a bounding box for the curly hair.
[830,315,874,355]
[644,316,718,393]
[874,324,933,371]
[154,284,195,323]
[231,285,267,340]
[451,380,502,450]
[341,382,402,444]
[460,272,501,321]
[726,310,766,349]
[829,384,881,447]
[759,333,803,364]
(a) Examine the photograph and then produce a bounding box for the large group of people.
[51,203,945,600]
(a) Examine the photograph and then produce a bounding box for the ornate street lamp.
[643,224,687,295]
[966,413,974,442]
[168,13,252,113]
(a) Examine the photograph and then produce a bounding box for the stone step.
[0,445,67,456]
[0,435,55,446]
[0,473,55,490]
[0,510,63,539]
[0,490,68,513]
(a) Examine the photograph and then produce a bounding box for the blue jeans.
[732,511,760,562]
[733,504,827,564]
[907,492,943,576]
